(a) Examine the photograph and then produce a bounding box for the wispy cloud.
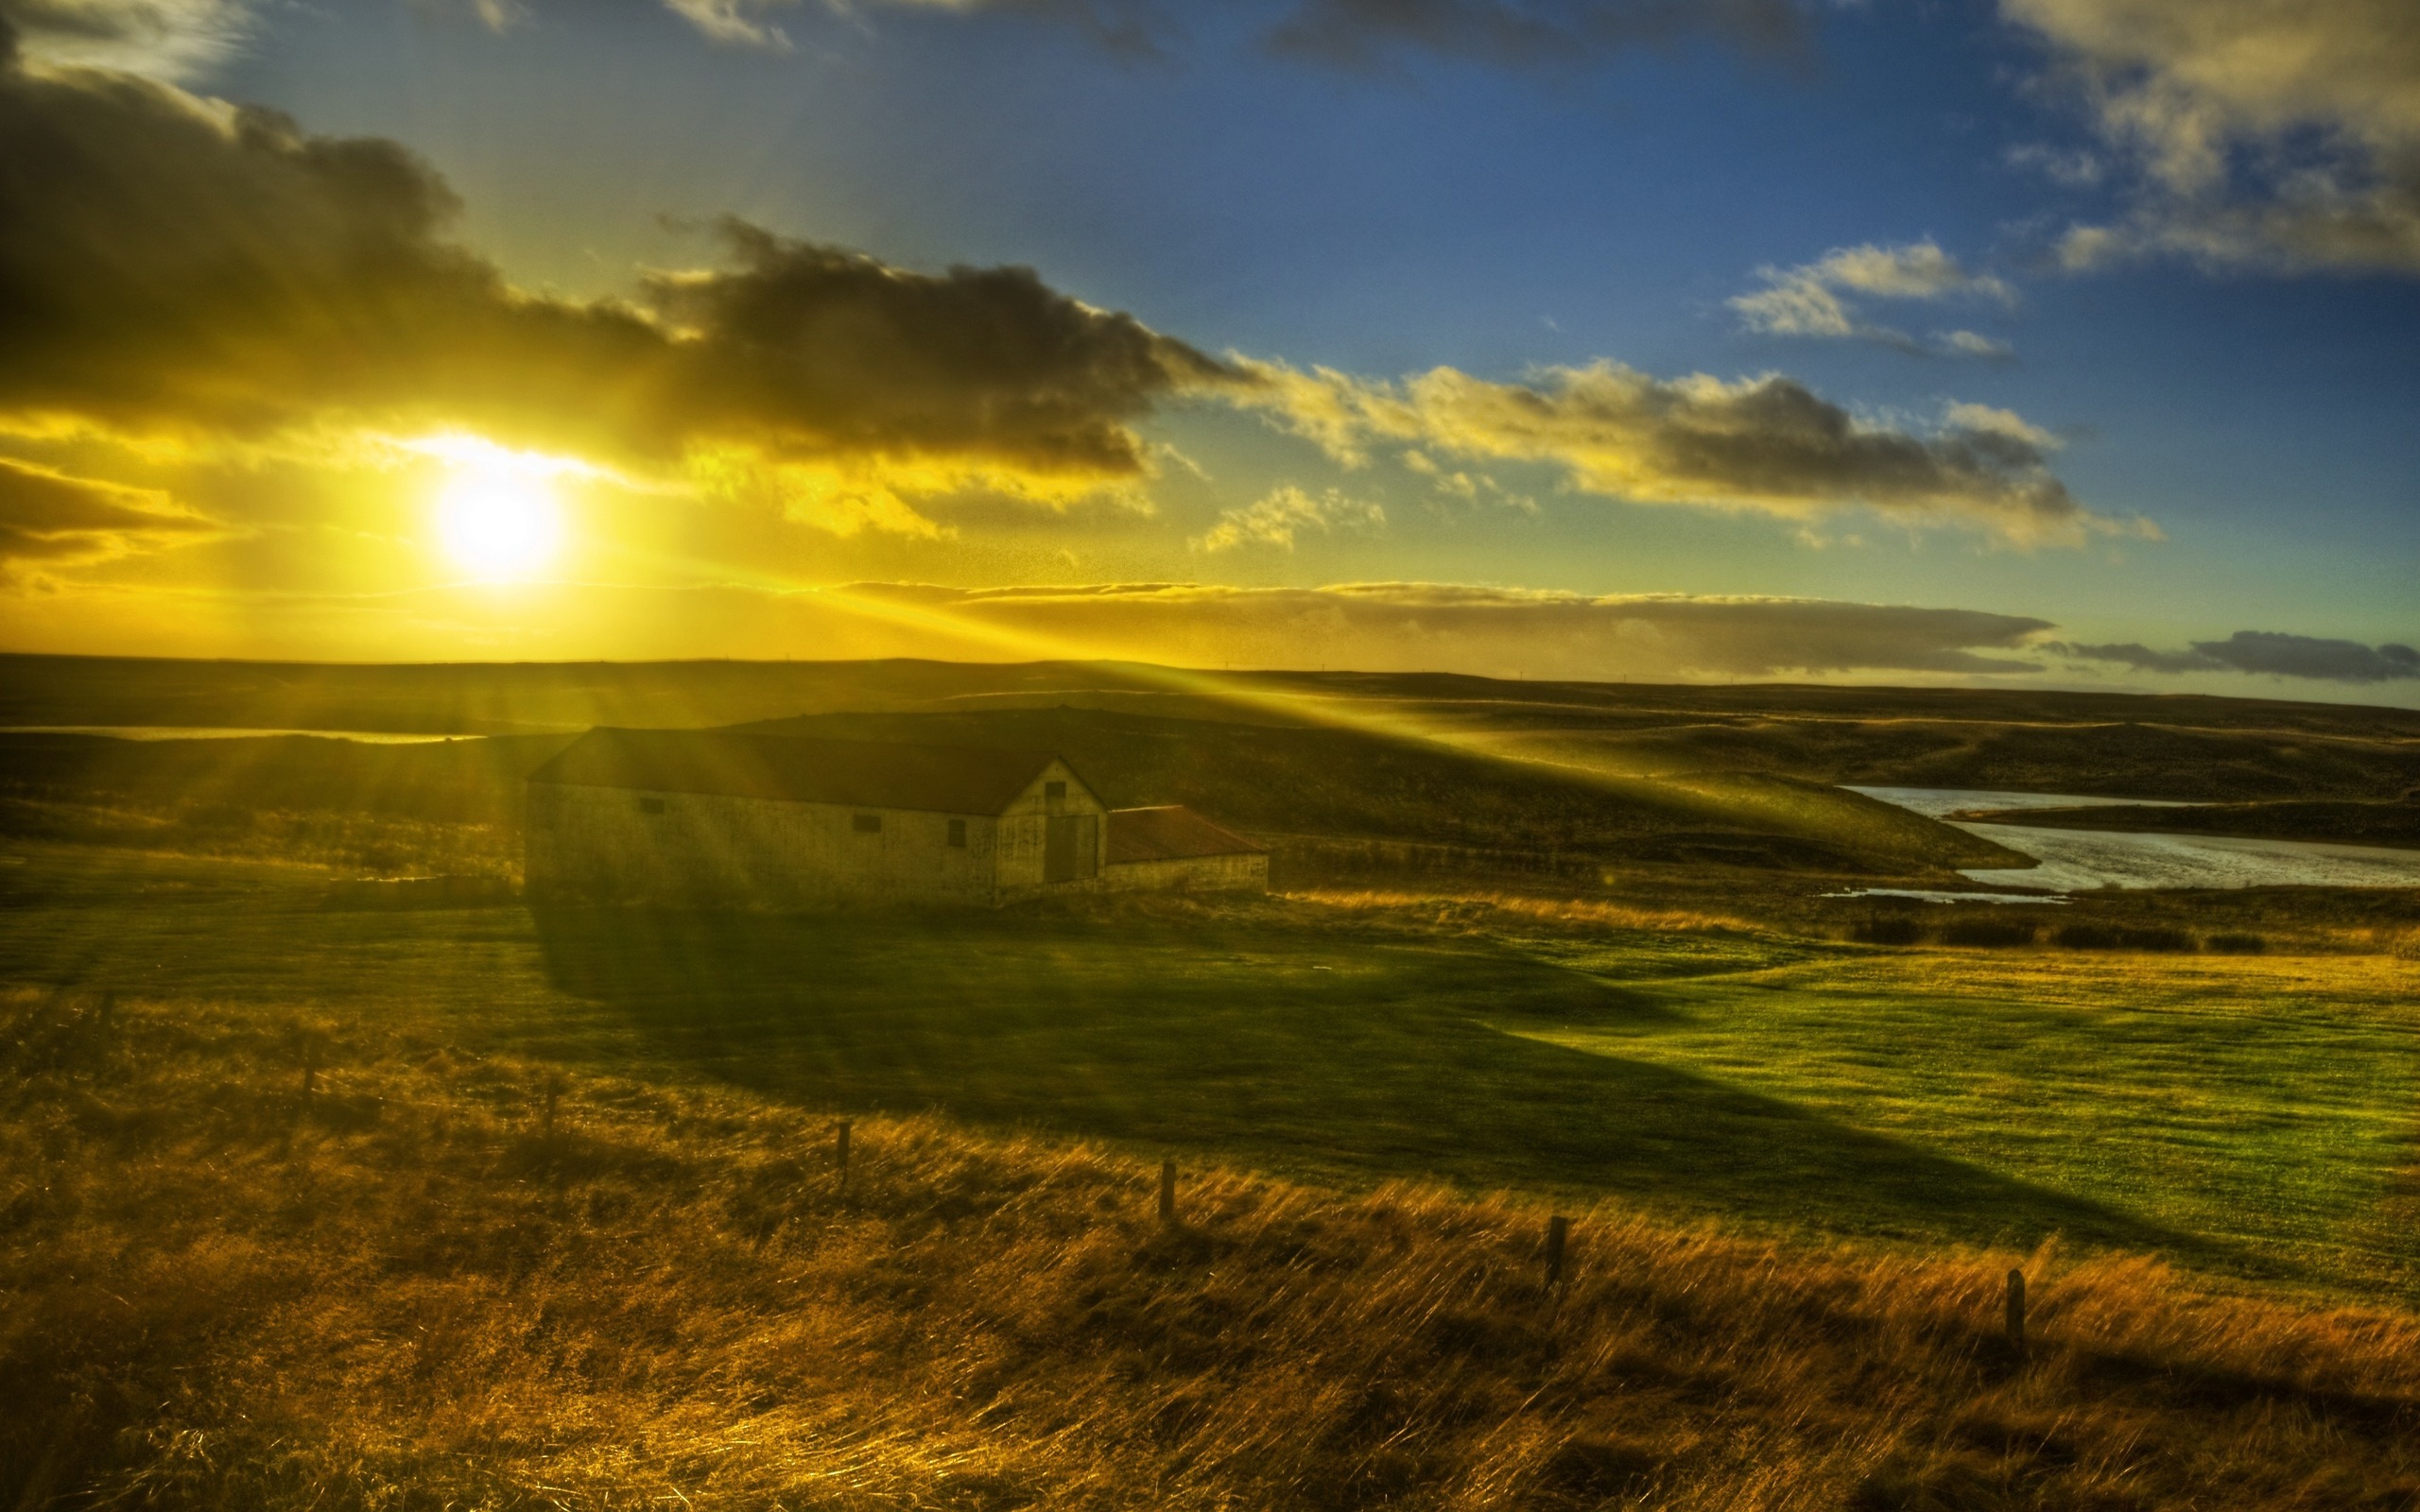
[0,0,251,79]
[1193,484,1384,552]
[1729,240,2017,357]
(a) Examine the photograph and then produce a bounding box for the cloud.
[0,43,1247,539]
[1234,358,2123,546]
[643,0,1803,70]
[2058,631,2420,683]
[1729,240,2016,356]
[2003,0,2420,273]
[1260,0,1806,69]
[848,580,2059,679]
[0,454,212,568]
[1937,330,2014,360]
[1193,484,1385,552]
[0,0,248,78]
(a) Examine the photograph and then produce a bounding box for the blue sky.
[1,0,2413,699]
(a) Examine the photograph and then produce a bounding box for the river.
[1848,785,2420,894]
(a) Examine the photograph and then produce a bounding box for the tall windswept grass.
[5,988,2417,1510]
[1293,887,1755,937]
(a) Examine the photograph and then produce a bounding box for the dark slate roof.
[528,730,1075,816]
[1106,805,1267,864]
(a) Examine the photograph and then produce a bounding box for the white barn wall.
[991,760,1108,897]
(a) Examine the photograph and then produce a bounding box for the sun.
[435,460,562,581]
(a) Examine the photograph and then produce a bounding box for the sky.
[0,0,2414,702]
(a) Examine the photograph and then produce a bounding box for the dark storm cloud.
[2059,632,2420,683]
[0,35,1241,482]
[1261,0,1805,69]
[0,455,210,564]
[854,581,2056,679]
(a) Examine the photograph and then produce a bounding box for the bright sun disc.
[436,466,561,580]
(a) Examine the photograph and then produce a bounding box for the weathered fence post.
[301,1044,318,1115]
[541,1074,562,1141]
[836,1118,853,1191]
[1159,1159,1177,1225]
[2005,1268,2027,1355]
[1545,1214,1570,1289]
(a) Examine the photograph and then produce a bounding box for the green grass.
[1515,944,2420,1298]
[5,839,2415,1302]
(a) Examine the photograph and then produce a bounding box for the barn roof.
[1107,805,1267,864]
[528,730,1078,816]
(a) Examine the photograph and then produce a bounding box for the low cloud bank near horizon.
[12,575,2413,707]
[838,581,2058,680]
[2058,631,2420,685]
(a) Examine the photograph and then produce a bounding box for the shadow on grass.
[530,904,2208,1261]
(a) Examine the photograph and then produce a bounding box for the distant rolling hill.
[10,651,2417,875]
[730,706,2025,876]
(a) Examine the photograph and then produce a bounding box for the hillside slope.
[734,706,2023,874]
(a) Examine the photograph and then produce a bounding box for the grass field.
[9,658,2420,1506]
[7,840,2414,1303]
[9,842,2420,1508]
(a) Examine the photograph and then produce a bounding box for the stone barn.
[1103,805,1269,892]
[525,729,1110,907]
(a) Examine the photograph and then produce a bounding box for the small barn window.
[947,818,967,847]
[638,796,666,816]
[1045,781,1067,801]
[853,814,882,833]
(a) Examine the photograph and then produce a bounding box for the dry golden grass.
[1291,887,1757,938]
[7,988,2419,1511]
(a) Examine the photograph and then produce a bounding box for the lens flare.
[436,462,562,580]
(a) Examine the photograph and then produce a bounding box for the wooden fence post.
[836,1119,852,1191]
[1158,1159,1177,1225]
[541,1075,562,1141]
[2005,1268,2027,1355]
[1545,1214,1570,1289]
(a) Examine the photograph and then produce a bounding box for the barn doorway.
[1044,814,1098,883]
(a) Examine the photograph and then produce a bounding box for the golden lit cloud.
[1192,484,1384,553]
[1233,359,2130,546]
[0,454,213,574]
[0,42,1246,566]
